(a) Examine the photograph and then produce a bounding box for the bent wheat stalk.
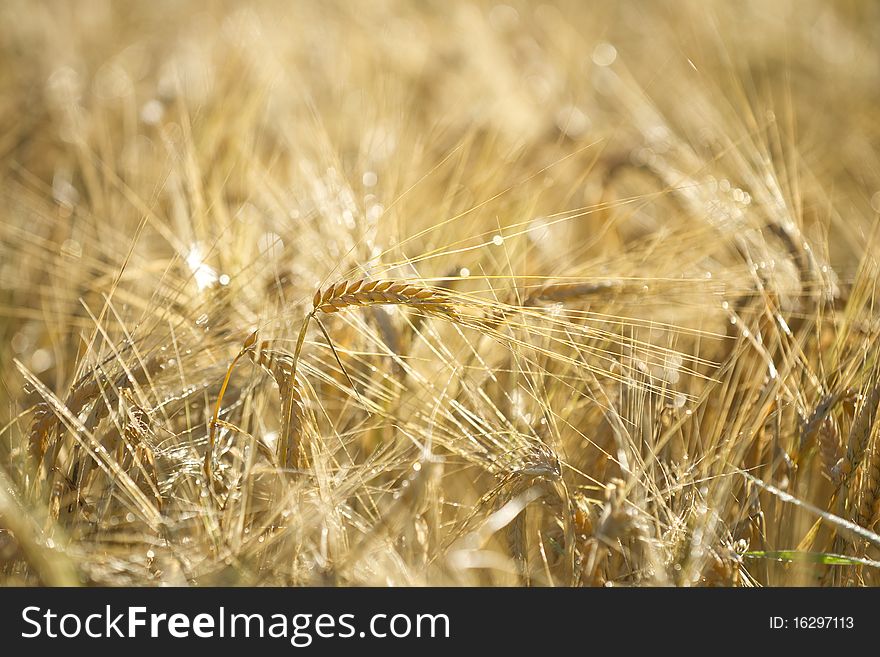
[205,331,308,478]
[246,339,306,469]
[204,331,259,480]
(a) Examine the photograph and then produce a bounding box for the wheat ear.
[857,439,880,531]
[312,279,458,319]
[525,280,626,305]
[832,381,880,490]
[29,351,166,477]
[245,339,306,469]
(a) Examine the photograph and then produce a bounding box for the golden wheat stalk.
[833,381,880,490]
[204,332,259,480]
[245,339,306,469]
[28,351,167,478]
[857,441,880,531]
[206,332,310,479]
[312,279,458,318]
[524,280,626,305]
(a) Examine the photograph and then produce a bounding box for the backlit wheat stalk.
[313,279,460,319]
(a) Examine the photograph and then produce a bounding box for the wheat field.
[1,0,879,587]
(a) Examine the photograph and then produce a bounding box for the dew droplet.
[186,243,219,290]
[140,99,164,125]
[555,105,589,138]
[592,42,617,67]
[367,203,384,221]
[61,239,82,259]
[31,348,53,373]
[10,332,29,354]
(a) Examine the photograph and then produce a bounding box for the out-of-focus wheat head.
[1,0,880,586]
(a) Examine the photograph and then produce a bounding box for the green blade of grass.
[744,550,880,569]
